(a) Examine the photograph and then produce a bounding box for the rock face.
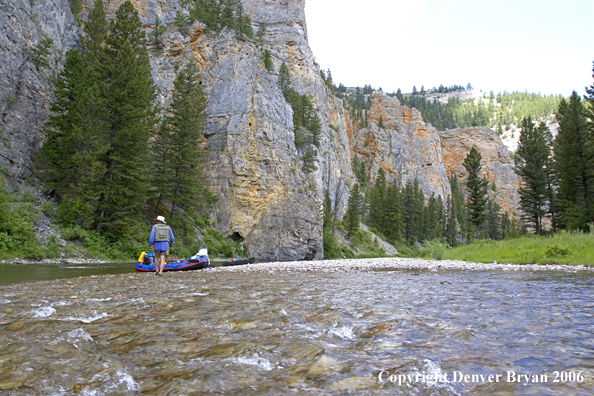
[0,0,521,260]
[190,1,353,261]
[0,0,78,180]
[98,0,351,261]
[423,89,482,105]
[440,127,520,214]
[352,92,451,199]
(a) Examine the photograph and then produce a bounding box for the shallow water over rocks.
[1,261,594,395]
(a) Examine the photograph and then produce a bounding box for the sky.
[304,0,594,96]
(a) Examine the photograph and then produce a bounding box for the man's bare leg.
[159,253,166,275]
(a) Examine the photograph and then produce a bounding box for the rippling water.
[1,267,594,395]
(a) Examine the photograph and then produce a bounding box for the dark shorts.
[155,249,169,257]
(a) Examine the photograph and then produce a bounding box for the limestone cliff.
[0,0,520,260]
[352,92,451,200]
[0,0,78,180]
[349,93,519,214]
[440,127,520,214]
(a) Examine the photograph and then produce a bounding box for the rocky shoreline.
[207,257,594,274]
[2,256,592,273]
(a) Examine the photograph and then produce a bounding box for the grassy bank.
[442,231,594,266]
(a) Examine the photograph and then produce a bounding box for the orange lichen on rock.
[415,128,431,139]
[402,108,413,124]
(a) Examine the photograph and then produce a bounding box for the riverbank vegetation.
[323,148,519,261]
[443,231,594,266]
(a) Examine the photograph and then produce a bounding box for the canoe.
[135,256,210,272]
[222,257,255,267]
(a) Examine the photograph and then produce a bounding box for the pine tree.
[256,22,266,44]
[445,175,469,245]
[483,198,503,240]
[30,38,54,69]
[262,49,273,73]
[151,15,167,52]
[219,0,235,30]
[515,117,550,234]
[174,12,189,36]
[35,49,106,224]
[378,116,385,129]
[554,92,594,230]
[414,180,426,241]
[444,194,458,246]
[368,168,387,232]
[237,3,253,39]
[36,0,110,227]
[463,146,489,239]
[384,183,402,241]
[323,190,334,230]
[68,0,82,20]
[277,62,292,97]
[402,179,424,244]
[300,147,318,173]
[423,193,444,241]
[278,63,321,148]
[585,61,594,110]
[353,155,367,185]
[344,183,361,235]
[544,122,559,232]
[81,0,107,66]
[94,1,158,237]
[153,62,209,224]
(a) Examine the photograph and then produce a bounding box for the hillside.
[380,87,563,152]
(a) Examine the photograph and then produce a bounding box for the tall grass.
[443,230,594,265]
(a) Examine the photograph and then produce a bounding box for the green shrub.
[55,197,94,227]
[202,227,246,258]
[0,179,41,258]
[423,239,448,260]
[545,244,571,258]
[323,228,354,259]
[350,228,386,257]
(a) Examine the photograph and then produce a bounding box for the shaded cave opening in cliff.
[230,232,243,242]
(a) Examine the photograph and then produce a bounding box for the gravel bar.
[208,257,593,274]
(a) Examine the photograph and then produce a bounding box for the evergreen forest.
[395,88,563,132]
[323,152,518,259]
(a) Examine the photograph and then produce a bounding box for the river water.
[1,266,593,395]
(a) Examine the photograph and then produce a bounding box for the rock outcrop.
[352,92,451,199]
[0,0,78,180]
[0,0,521,260]
[440,127,520,214]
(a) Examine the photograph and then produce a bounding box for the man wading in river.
[149,216,175,277]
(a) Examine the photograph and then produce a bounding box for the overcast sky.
[304,0,594,96]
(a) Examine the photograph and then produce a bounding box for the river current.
[1,266,593,395]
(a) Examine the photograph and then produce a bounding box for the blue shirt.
[149,225,175,252]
